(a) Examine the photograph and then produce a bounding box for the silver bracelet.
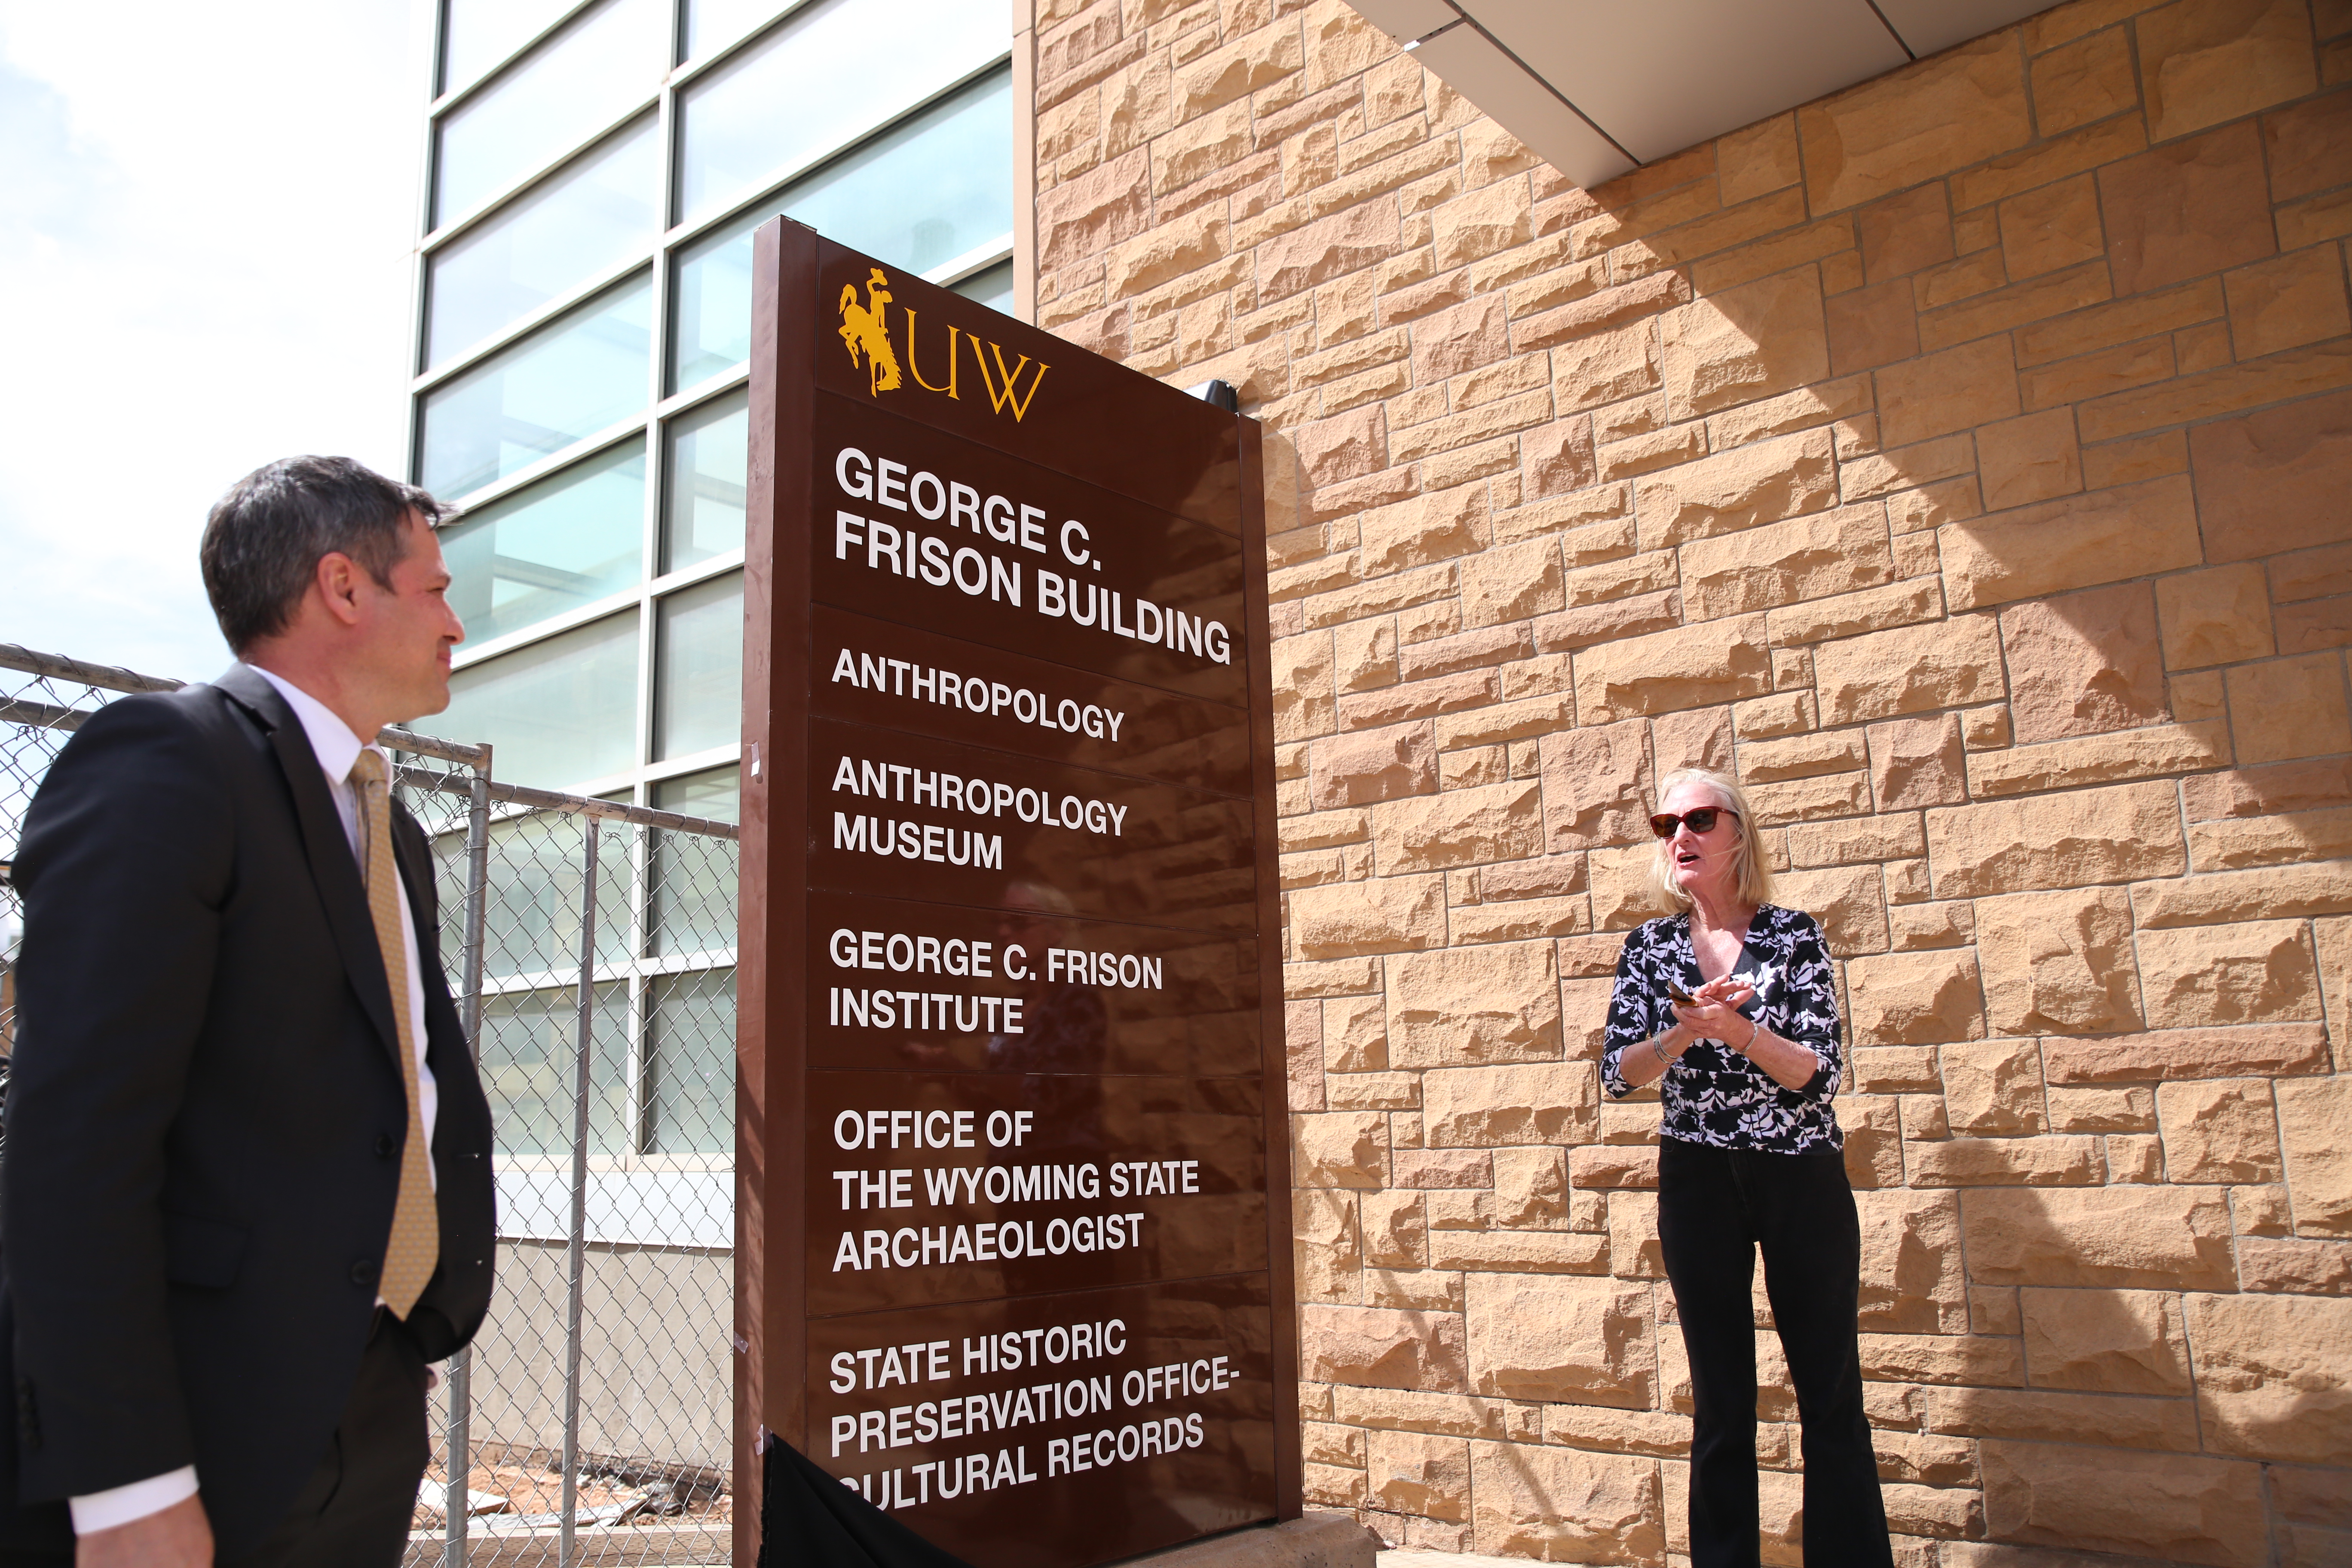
[1650,1032,1674,1068]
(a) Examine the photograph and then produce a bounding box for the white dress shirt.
[68,667,439,1536]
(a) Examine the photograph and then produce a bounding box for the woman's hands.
[1671,976,1758,1049]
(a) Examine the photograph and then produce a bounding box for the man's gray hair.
[199,456,448,654]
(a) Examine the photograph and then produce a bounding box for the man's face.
[357,510,465,723]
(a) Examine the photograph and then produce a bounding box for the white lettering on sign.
[828,987,1024,1033]
[828,928,995,977]
[827,1213,1146,1272]
[831,444,1235,669]
[829,646,1127,743]
[832,812,1002,867]
[830,755,1130,837]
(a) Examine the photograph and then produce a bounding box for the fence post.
[444,752,491,1568]
[561,820,599,1568]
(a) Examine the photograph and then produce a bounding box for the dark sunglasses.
[1649,807,1737,837]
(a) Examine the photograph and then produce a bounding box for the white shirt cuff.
[70,1466,199,1534]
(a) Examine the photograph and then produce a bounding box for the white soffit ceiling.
[1347,0,2061,190]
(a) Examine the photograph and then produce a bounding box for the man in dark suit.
[2,456,498,1567]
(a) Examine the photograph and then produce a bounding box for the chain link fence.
[0,646,740,1568]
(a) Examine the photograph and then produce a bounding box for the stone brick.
[2021,337,2178,412]
[2157,1077,2283,1183]
[1855,1188,1966,1333]
[1537,717,1651,851]
[1979,1442,2266,1568]
[2137,919,2320,1028]
[1799,33,2034,213]
[1965,720,2233,798]
[1974,886,2144,1033]
[1911,1136,2100,1186]
[2018,1285,2191,1395]
[1960,1185,2236,1289]
[1463,1274,1654,1408]
[1309,719,1435,807]
[1866,713,1967,811]
[1300,1302,1467,1392]
[1977,407,2083,511]
[1999,582,2167,744]
[2137,0,2318,141]
[2042,1022,2331,1084]
[1917,259,2114,355]
[1857,1329,2026,1387]
[2049,1084,2156,1133]
[1357,484,1488,576]
[2184,1292,2352,1466]
[1422,1061,1596,1148]
[1385,939,1560,1068]
[1458,535,1562,629]
[2082,336,2352,446]
[2264,83,2352,205]
[1408,293,1510,386]
[1816,613,2006,726]
[1659,268,1830,421]
[2096,120,2278,297]
[1426,1226,1610,1273]
[2225,245,2352,360]
[1372,780,1543,876]
[1295,1109,1389,1191]
[2239,1235,2352,1294]
[1106,205,1229,300]
[2015,277,2225,369]
[1432,178,1532,271]
[2277,1075,2352,1236]
[1295,403,1390,488]
[1941,473,2205,612]
[1365,1427,1471,1522]
[1391,1147,1491,1189]
[2228,652,2352,766]
[2032,24,2140,137]
[1552,321,1663,414]
[1294,1186,1358,1301]
[1324,993,1386,1073]
[1877,335,2022,450]
[1567,1142,1658,1189]
[2193,802,2352,870]
[2129,859,2352,927]
[1651,705,1734,776]
[1467,1438,1663,1561]
[2156,562,2275,670]
[1329,1382,1511,1439]
[1572,615,1773,725]
[1038,147,1153,270]
[1930,1386,2201,1455]
[1678,504,1892,621]
[1630,429,1838,550]
[1258,199,1403,303]
[1825,276,1922,375]
[1849,950,1985,1045]
[1942,1037,2047,1133]
[1737,729,1867,786]
[1291,873,1446,958]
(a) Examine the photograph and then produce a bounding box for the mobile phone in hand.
[1666,982,1698,1007]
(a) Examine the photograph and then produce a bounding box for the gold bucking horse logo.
[837,268,903,396]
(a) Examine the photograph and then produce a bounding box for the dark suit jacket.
[0,665,496,1558]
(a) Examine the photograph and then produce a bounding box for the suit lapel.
[214,665,404,1066]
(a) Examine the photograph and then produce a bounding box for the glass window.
[420,273,652,500]
[441,611,640,788]
[651,768,738,958]
[479,981,631,1160]
[674,0,1007,227]
[433,0,666,228]
[951,258,1015,314]
[649,968,734,1155]
[662,390,747,570]
[442,440,644,644]
[655,573,744,759]
[426,116,660,369]
[683,0,784,61]
[440,0,580,97]
[670,67,1013,389]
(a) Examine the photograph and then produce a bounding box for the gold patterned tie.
[351,750,438,1318]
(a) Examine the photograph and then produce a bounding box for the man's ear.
[314,551,366,629]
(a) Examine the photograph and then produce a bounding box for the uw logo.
[835,267,1049,423]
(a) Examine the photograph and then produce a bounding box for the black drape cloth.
[757,1441,977,1568]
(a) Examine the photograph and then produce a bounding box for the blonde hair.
[1647,767,1774,911]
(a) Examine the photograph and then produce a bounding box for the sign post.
[738,219,1295,1568]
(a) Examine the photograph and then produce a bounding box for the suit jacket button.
[350,1260,378,1287]
[375,1135,395,1158]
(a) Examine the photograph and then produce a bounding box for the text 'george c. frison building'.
[404,0,2352,1560]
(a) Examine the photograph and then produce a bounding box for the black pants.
[0,1311,426,1568]
[229,1308,429,1568]
[1657,1136,1893,1568]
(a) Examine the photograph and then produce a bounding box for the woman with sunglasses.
[1599,767,1892,1567]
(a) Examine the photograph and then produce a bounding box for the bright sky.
[0,0,428,683]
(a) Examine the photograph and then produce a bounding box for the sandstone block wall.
[1026,0,2352,1560]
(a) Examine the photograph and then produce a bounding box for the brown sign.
[740,224,1293,1568]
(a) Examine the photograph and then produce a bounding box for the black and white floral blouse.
[1599,904,1846,1154]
